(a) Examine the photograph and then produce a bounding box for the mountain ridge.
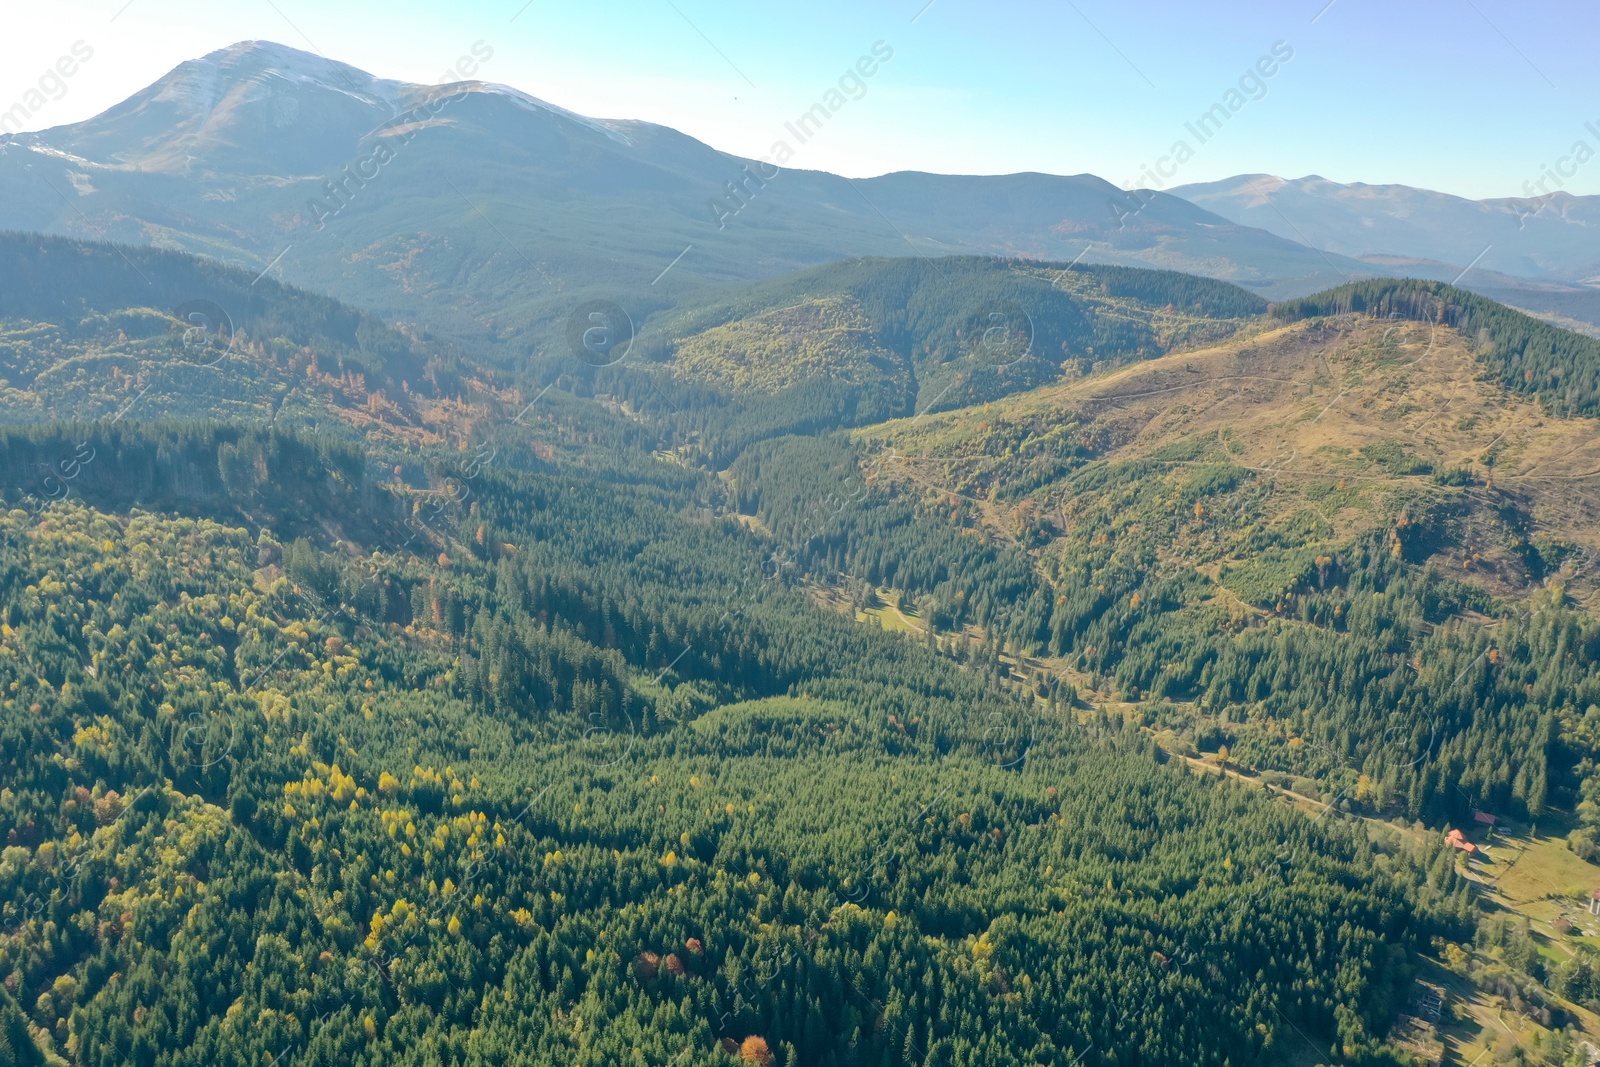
[0,39,1382,359]
[1174,172,1600,283]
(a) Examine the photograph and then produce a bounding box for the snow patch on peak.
[460,82,633,146]
[156,41,406,113]
[148,44,631,145]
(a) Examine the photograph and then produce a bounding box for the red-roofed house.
[1472,810,1497,827]
[1446,829,1478,855]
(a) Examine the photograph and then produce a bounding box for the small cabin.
[1446,829,1477,855]
[1472,810,1497,828]
[1590,887,1600,917]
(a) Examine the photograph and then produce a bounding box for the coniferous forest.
[1,232,1599,1067]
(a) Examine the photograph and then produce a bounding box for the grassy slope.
[846,307,1600,1063]
[863,314,1600,601]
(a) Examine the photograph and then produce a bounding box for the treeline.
[1271,279,1600,417]
[1076,261,1269,318]
[669,257,1267,346]
[0,422,395,544]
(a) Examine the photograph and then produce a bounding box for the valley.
[0,23,1599,1066]
[3,214,1599,1066]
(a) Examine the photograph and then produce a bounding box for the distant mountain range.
[2,40,1598,353]
[0,40,1367,358]
[1172,173,1600,332]
[1173,173,1600,284]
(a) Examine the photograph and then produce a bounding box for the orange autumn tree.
[740,1036,773,1066]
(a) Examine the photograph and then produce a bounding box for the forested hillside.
[7,237,1600,1065]
[0,233,473,440]
[0,423,1465,1066]
[581,256,1266,466]
[826,306,1600,828]
[711,282,1600,1063]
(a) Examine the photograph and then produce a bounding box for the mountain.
[12,29,1600,1067]
[0,41,1379,362]
[844,278,1600,822]
[1173,174,1600,328]
[605,255,1268,464]
[1173,173,1600,283]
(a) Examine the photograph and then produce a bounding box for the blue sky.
[5,0,1597,199]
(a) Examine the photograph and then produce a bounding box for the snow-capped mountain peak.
[151,40,407,116]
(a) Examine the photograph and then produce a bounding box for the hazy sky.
[4,0,1596,200]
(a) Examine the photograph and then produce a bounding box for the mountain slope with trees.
[7,237,1600,1064]
[0,421,1466,1067]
